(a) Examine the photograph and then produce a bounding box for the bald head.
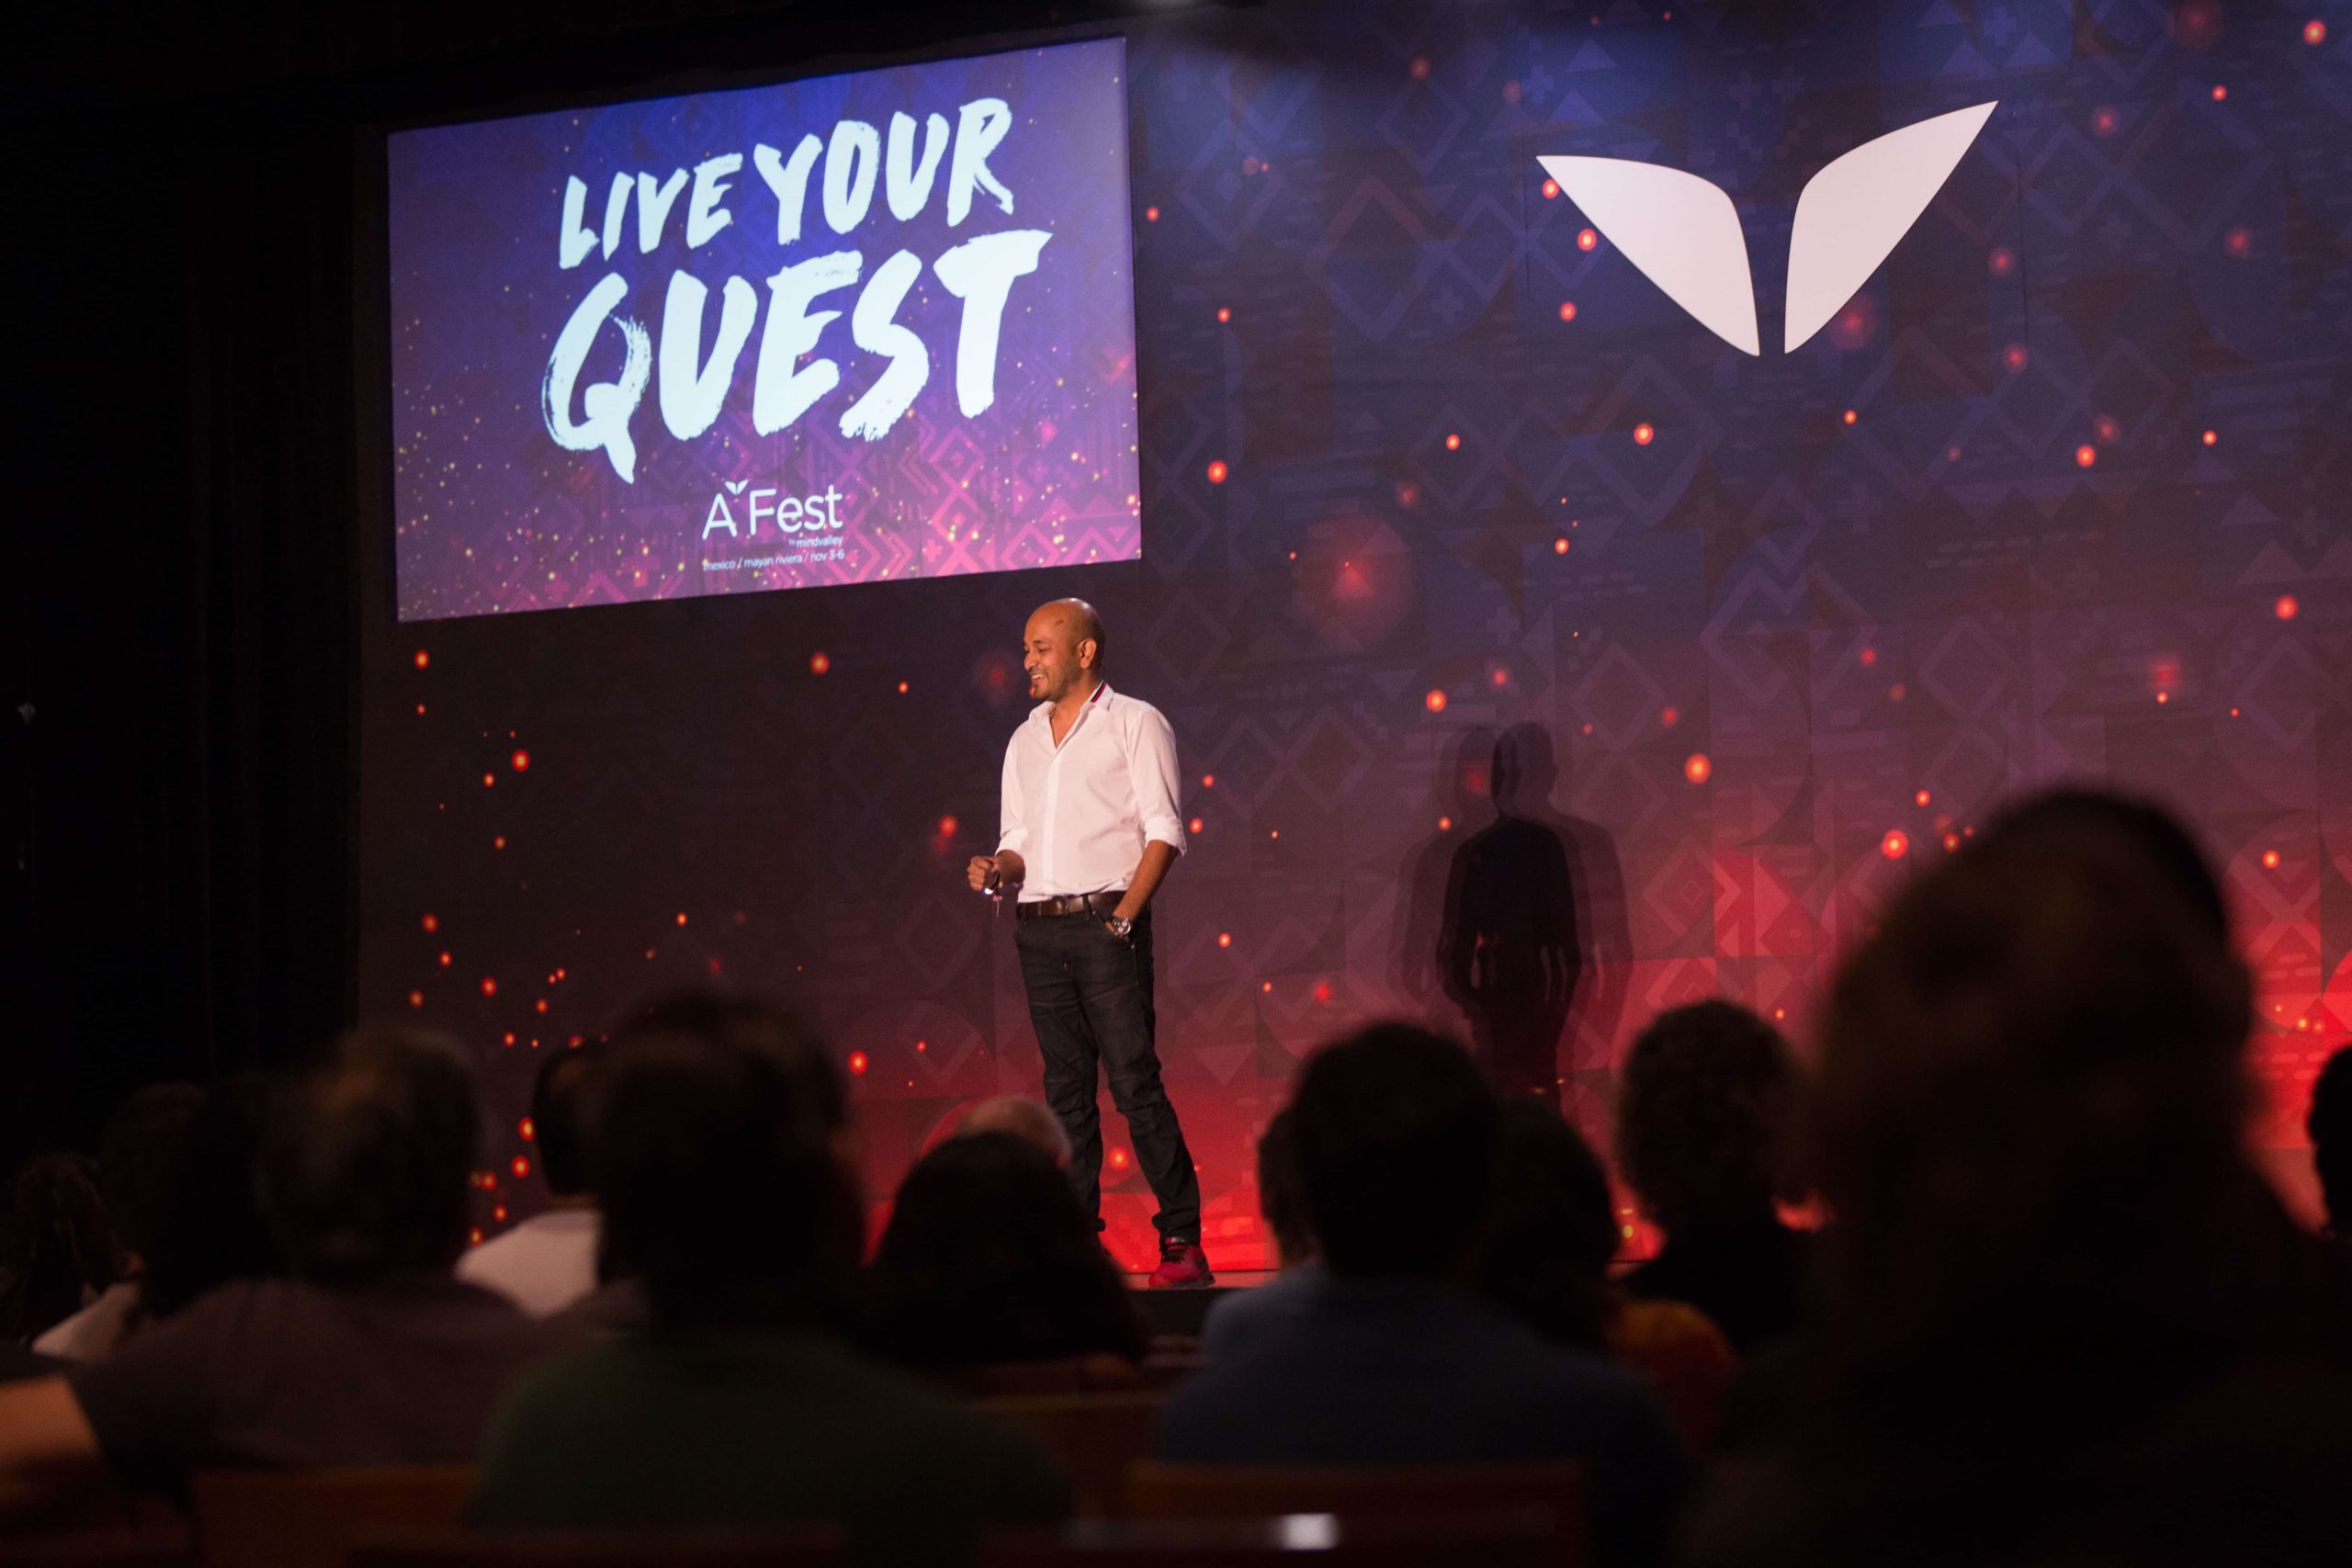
[1022,598,1107,705]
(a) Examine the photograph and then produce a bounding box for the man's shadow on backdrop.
[1396,724,1632,1120]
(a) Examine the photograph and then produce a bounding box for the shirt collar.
[1028,679,1114,728]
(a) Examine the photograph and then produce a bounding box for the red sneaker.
[1148,1240,1215,1289]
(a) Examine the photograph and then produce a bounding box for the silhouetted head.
[1293,1023,1499,1278]
[623,991,846,1149]
[2310,1047,2352,1236]
[1491,723,1558,818]
[591,1003,857,1330]
[958,1096,1071,1168]
[142,1073,286,1320]
[1023,598,1106,705]
[1618,1000,1800,1235]
[264,1026,481,1285]
[529,1041,603,1200]
[1984,787,2229,944]
[97,1082,208,1267]
[1811,807,2253,1357]
[869,1131,1145,1368]
[1474,1099,1619,1348]
[1255,1107,1315,1268]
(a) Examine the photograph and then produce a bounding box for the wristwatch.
[1104,916,1135,942]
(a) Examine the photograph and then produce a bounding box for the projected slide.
[387,39,1139,622]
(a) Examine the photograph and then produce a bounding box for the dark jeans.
[1012,908,1201,1244]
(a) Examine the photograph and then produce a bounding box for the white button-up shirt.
[998,682,1187,901]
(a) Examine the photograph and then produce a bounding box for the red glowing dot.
[519,1118,536,1140]
[415,704,426,716]
[502,1032,516,1047]
[1557,301,1577,322]
[1269,829,1280,840]
[1577,228,1599,252]
[897,681,909,694]
[422,913,439,932]
[535,998,548,1014]
[481,773,496,788]
[2211,84,2227,101]
[1424,689,1448,714]
[469,1229,482,1247]
[675,911,688,926]
[1842,409,1858,425]
[1439,814,1453,830]
[1683,753,1712,784]
[1201,773,1216,788]
[1188,817,1204,834]
[1989,248,2015,276]
[1444,433,1461,451]
[480,976,498,997]
[1206,459,1228,484]
[492,835,506,850]
[511,1156,531,1179]
[1542,177,1560,199]
[1261,980,1273,993]
[2276,594,2300,621]
[1216,306,1232,323]
[1916,789,1932,807]
[2093,107,2117,135]
[1944,832,1962,852]
[2156,692,2170,705]
[2307,20,2328,45]
[1409,57,1430,80]
[1312,981,1333,1004]
[2075,445,2098,468]
[1888,682,1906,702]
[809,651,830,674]
[1144,205,1159,222]
[2003,344,2030,372]
[2202,429,2218,446]
[937,815,957,837]
[2263,849,2282,869]
[413,649,431,670]
[1633,423,1655,446]
[847,1051,868,1076]
[437,951,452,967]
[1109,1148,1130,1170]
[407,989,424,1009]
[492,1204,507,1224]
[2094,416,2120,444]
[511,750,530,773]
[1860,647,1878,667]
[914,1040,927,1054]
[1659,705,1679,728]
[1490,667,1510,687]
[1217,931,1233,949]
[1554,537,1569,554]
[1881,830,1910,860]
[2225,227,2252,257]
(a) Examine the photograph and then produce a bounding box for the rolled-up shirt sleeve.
[1127,706,1188,855]
[997,735,1030,857]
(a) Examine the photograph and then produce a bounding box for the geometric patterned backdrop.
[361,0,2352,1270]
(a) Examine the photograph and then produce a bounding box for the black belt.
[1015,891,1125,920]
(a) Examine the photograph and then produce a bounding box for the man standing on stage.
[967,599,1212,1288]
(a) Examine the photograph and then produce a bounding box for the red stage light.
[675,911,688,926]
[1424,689,1448,714]
[1444,433,1461,451]
[2263,850,2282,869]
[1216,307,1232,323]
[1144,205,1159,222]
[1542,178,1559,199]
[413,649,431,669]
[481,773,495,788]
[2203,429,2218,446]
[1205,459,1228,484]
[1217,932,1232,948]
[809,651,830,674]
[481,976,497,997]
[2075,445,2097,468]
[1881,830,1910,860]
[1491,668,1509,687]
[407,989,424,1009]
[1188,817,1204,834]
[2277,594,2300,621]
[512,1156,531,1179]
[2308,20,2329,46]
[847,1051,868,1076]
[1558,301,1577,322]
[1439,815,1453,830]
[1916,789,1932,807]
[1554,537,1569,554]
[519,1118,536,1140]
[1842,409,1858,425]
[1633,423,1655,446]
[2211,85,2227,101]
[937,815,958,837]
[437,951,451,967]
[1577,228,1598,252]
[1201,773,1216,788]
[422,913,439,932]
[1683,753,1711,784]
[511,750,530,772]
[1659,705,1679,728]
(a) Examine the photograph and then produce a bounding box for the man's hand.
[968,852,1025,893]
